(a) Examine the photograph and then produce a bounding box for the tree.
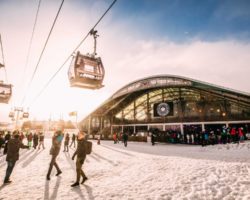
[64,120,75,129]
[22,121,32,131]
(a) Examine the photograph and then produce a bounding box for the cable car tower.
[0,34,12,104]
[68,29,105,90]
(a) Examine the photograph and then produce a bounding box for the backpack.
[85,141,92,154]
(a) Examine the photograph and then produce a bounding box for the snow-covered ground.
[1,139,250,200]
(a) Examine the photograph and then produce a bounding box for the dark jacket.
[64,134,70,145]
[6,138,28,162]
[72,139,87,160]
[39,135,44,142]
[0,136,4,147]
[3,133,11,154]
[123,133,128,141]
[4,133,11,142]
[33,134,39,143]
[50,135,63,156]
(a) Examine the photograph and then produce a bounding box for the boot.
[81,176,88,184]
[4,180,12,184]
[55,171,62,176]
[71,182,79,187]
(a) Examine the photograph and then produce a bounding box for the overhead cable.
[28,0,117,107]
[21,0,65,106]
[22,0,42,84]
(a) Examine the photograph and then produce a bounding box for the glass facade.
[80,75,250,136]
[114,87,250,124]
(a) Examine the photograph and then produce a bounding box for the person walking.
[3,131,11,154]
[19,132,25,142]
[123,132,128,147]
[27,132,33,149]
[238,127,244,143]
[71,131,88,187]
[70,133,76,148]
[46,131,63,181]
[0,131,5,154]
[38,132,45,150]
[63,133,70,152]
[113,133,117,144]
[33,132,39,149]
[230,127,237,143]
[3,131,29,184]
[151,132,155,146]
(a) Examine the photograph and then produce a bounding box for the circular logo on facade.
[157,102,170,116]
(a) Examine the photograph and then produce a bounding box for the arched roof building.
[79,75,250,136]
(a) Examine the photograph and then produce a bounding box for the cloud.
[100,29,250,94]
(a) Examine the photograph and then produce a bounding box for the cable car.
[68,30,105,90]
[23,112,29,118]
[0,81,12,104]
[0,35,12,104]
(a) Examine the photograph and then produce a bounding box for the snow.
[1,139,250,200]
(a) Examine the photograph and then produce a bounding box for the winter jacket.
[123,133,128,141]
[27,134,33,142]
[72,139,87,160]
[50,135,62,156]
[39,135,44,142]
[3,133,11,155]
[4,133,11,142]
[64,135,70,145]
[0,136,4,147]
[33,134,39,144]
[6,138,29,162]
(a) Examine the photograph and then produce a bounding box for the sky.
[0,0,250,123]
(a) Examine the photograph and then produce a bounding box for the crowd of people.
[0,130,89,187]
[0,126,248,186]
[151,126,248,146]
[112,132,128,147]
[0,130,46,153]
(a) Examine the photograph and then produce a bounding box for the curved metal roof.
[111,74,250,99]
[80,74,250,123]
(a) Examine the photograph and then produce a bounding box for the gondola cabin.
[68,51,105,90]
[0,81,12,104]
[23,112,29,118]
